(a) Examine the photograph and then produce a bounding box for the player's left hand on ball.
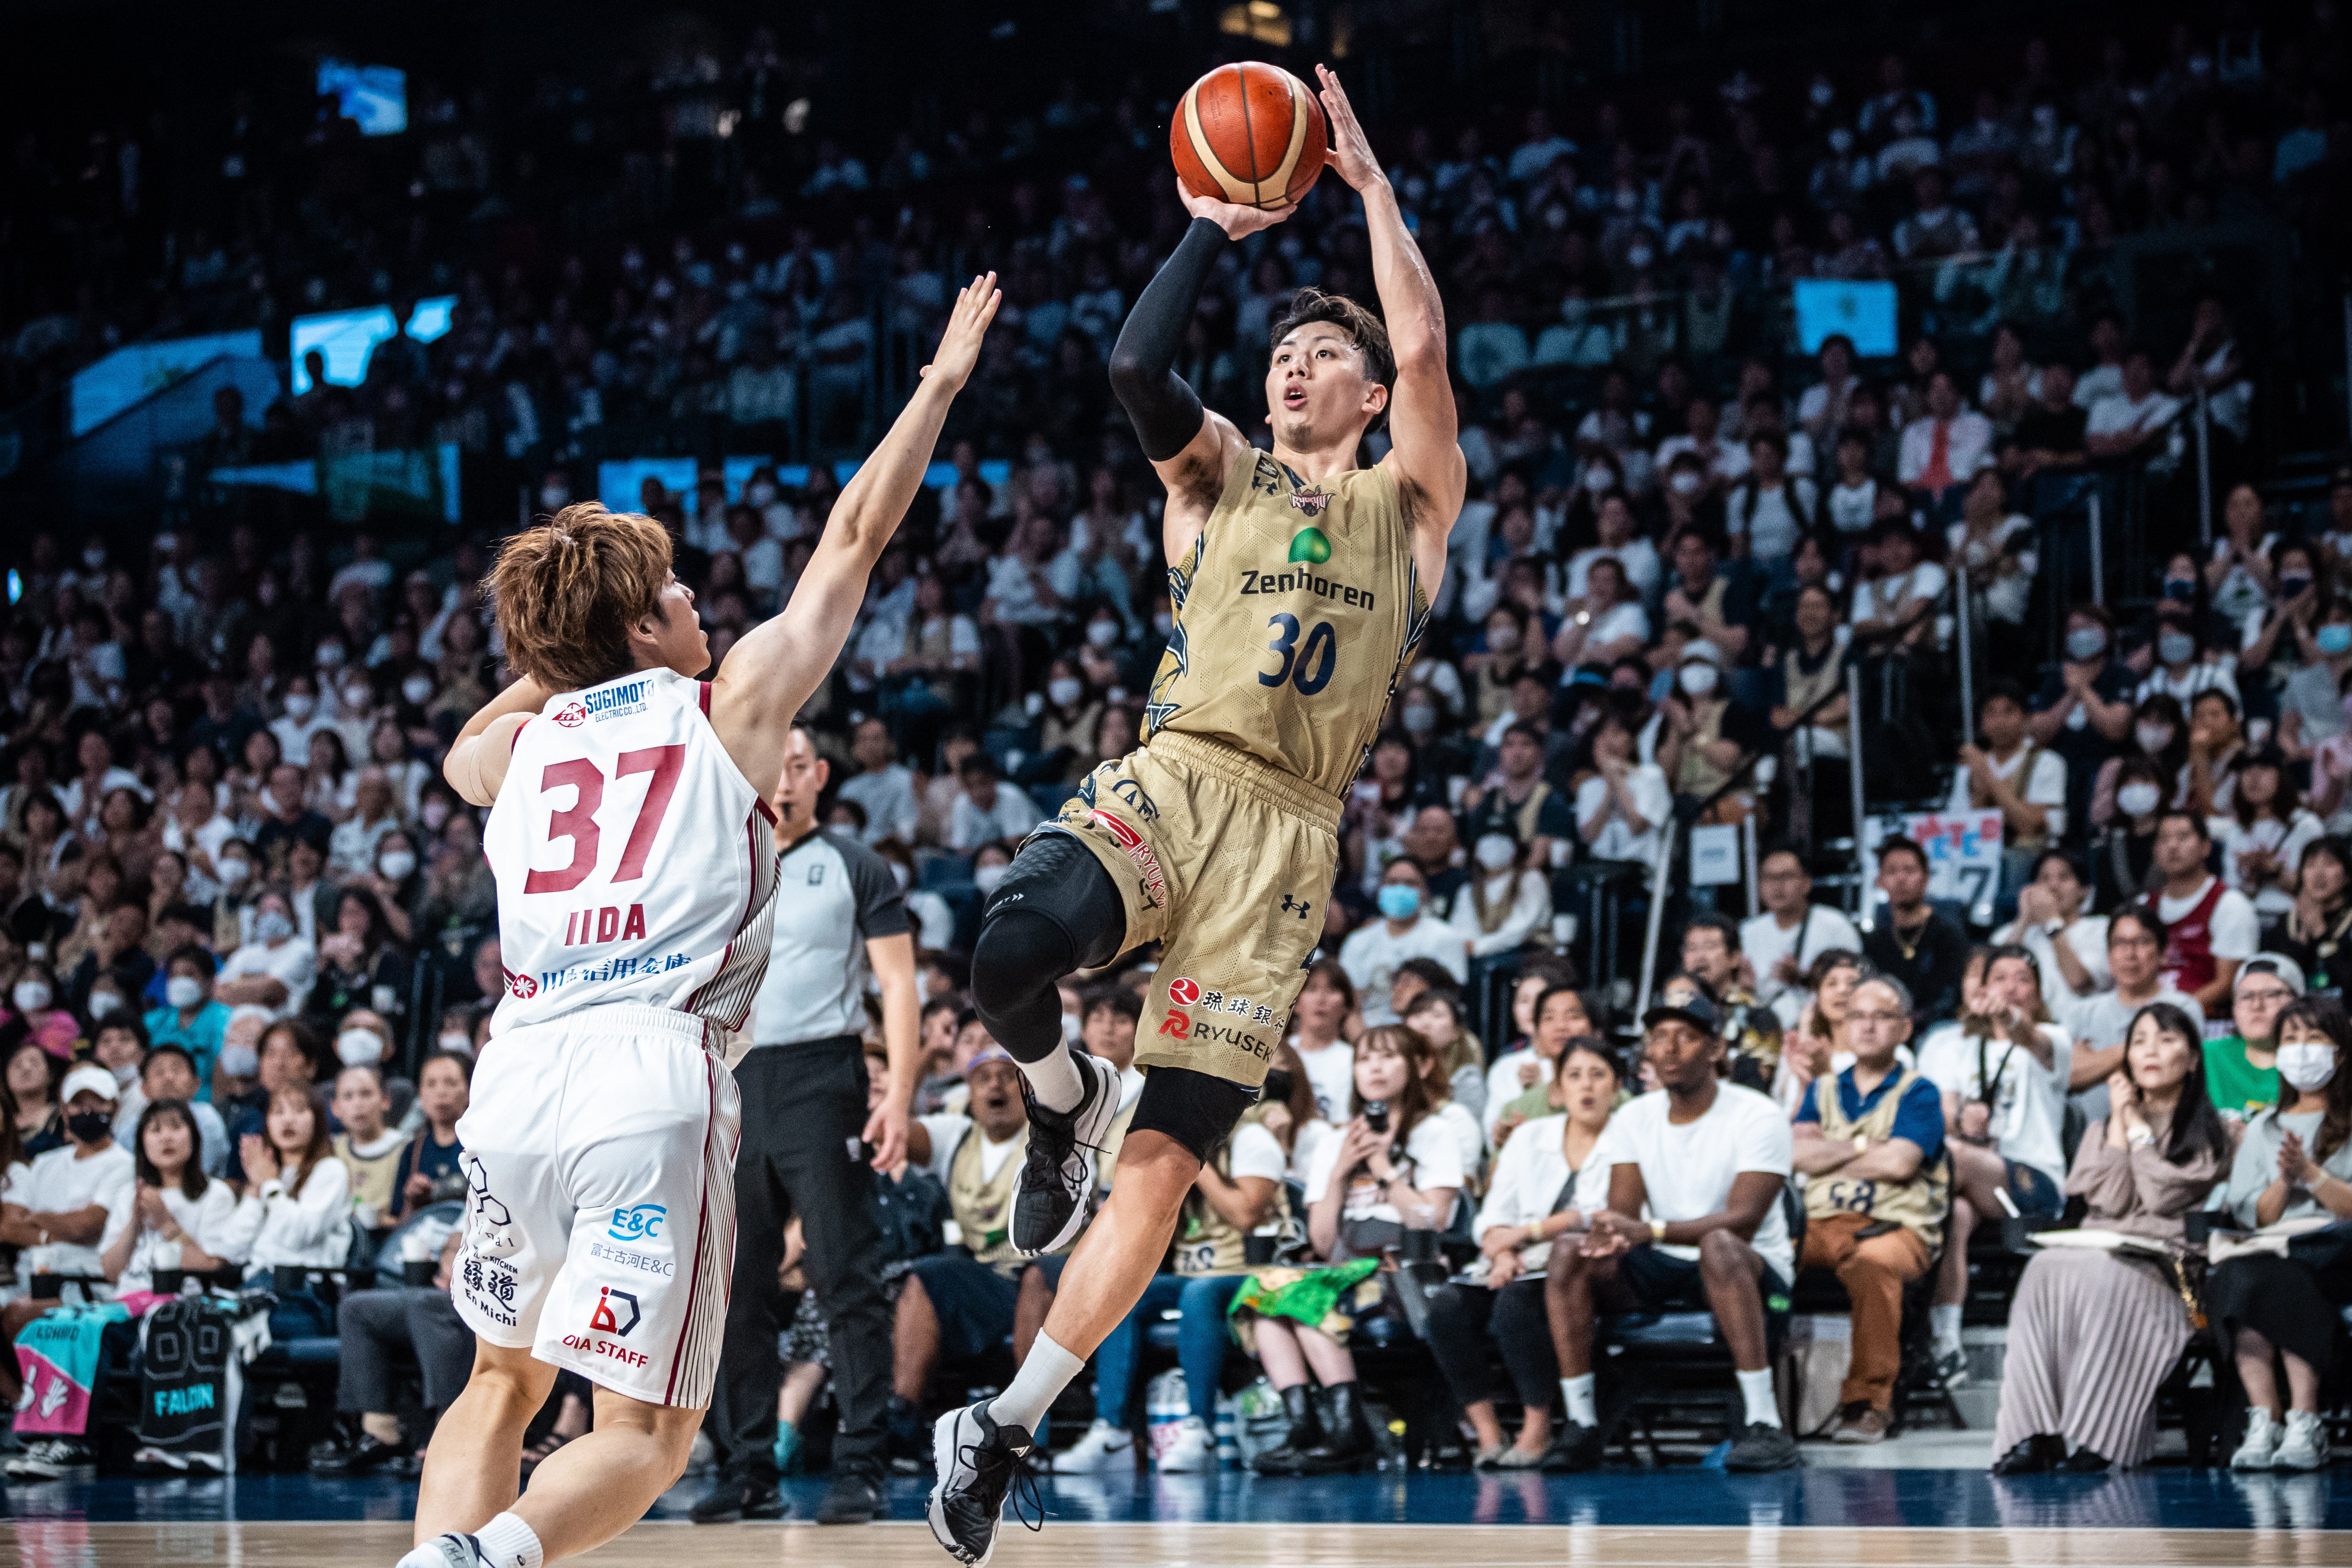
[1314,65,1382,189]
[921,272,1001,391]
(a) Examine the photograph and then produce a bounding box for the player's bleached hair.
[486,503,674,693]
[1270,287,1396,432]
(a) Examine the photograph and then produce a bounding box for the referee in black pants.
[692,727,920,1525]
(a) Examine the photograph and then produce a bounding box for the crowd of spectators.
[3,1,2351,1489]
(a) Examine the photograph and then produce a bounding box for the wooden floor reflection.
[5,1521,2347,1568]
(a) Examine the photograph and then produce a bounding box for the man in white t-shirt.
[1337,860,1469,1025]
[0,1063,137,1377]
[1542,992,1799,1473]
[1741,849,1863,1026]
[1948,683,2069,914]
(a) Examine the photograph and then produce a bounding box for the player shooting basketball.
[929,65,1464,1566]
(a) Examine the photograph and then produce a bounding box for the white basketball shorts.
[450,1002,740,1408]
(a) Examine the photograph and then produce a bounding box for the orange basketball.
[1170,62,1327,210]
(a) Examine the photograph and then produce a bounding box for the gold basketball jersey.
[1144,450,1430,798]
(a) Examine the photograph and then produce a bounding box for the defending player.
[930,68,1463,1563]
[403,274,999,1568]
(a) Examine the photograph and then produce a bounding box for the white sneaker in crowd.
[2231,1408,2282,1470]
[1051,1418,1135,1474]
[1157,1416,1216,1473]
[2272,1410,2330,1471]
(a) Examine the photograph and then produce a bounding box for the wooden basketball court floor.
[5,1467,2349,1567]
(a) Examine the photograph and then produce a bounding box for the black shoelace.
[953,1432,1046,1547]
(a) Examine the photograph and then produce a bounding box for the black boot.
[1252,1385,1321,1475]
[1297,1383,1374,1475]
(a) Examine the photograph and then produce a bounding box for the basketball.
[1169,62,1327,210]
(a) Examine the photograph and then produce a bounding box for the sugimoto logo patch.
[1287,525,1331,562]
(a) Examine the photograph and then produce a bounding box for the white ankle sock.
[474,1513,545,1568]
[989,1330,1085,1436]
[1930,1304,1964,1353]
[1560,1374,1597,1428]
[1019,1043,1085,1115]
[1736,1368,1781,1429]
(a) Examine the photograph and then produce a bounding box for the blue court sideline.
[6,1467,2350,1531]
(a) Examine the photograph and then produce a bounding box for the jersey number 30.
[1257,613,1337,696]
[524,745,686,894]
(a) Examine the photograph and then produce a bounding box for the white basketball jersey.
[485,668,780,1037]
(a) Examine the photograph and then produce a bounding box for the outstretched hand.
[1314,65,1382,190]
[1179,179,1295,240]
[920,272,1002,392]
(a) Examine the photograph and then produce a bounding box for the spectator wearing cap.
[2204,953,2303,1122]
[0,1063,137,1321]
[143,946,231,1095]
[1339,858,1470,1026]
[1541,988,1799,1472]
[1792,972,1948,1445]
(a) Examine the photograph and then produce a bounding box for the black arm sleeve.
[1108,217,1226,461]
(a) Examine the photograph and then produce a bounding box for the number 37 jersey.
[484,668,780,1038]
[1144,450,1430,798]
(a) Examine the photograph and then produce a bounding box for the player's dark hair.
[1270,287,1397,433]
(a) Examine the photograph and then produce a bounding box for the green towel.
[1227,1257,1382,1337]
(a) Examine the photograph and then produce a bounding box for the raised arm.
[443,675,552,807]
[1317,65,1466,582]
[1114,193,1290,563]
[706,275,1000,792]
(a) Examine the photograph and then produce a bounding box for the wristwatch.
[1648,1218,1667,1244]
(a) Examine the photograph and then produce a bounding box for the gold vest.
[1145,450,1430,797]
[948,1124,1035,1274]
[1171,1104,1294,1276]
[1804,1065,1950,1251]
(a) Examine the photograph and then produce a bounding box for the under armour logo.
[1280,894,1312,919]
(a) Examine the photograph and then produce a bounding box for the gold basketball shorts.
[1037,730,1338,1091]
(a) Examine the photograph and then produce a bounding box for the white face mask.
[422,802,452,831]
[336,1029,387,1066]
[218,1042,260,1078]
[1670,470,1703,497]
[540,485,571,511]
[2135,723,2175,755]
[1486,625,1520,653]
[403,675,435,706]
[315,644,345,669]
[1680,663,1720,697]
[343,681,372,710]
[283,693,316,720]
[1475,835,1517,871]
[438,1032,473,1054]
[87,992,121,1020]
[1583,466,1615,493]
[165,974,206,1010]
[218,857,251,887]
[1047,677,1083,708]
[13,981,52,1012]
[2117,782,2163,818]
[2278,1042,2340,1092]
[379,850,417,880]
[1087,620,1121,648]
[973,864,1009,895]
[1403,703,1437,734]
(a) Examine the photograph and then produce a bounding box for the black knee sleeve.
[970,831,1128,1063]
[1128,1067,1258,1162]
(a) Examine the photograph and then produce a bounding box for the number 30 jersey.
[484,668,780,1038]
[1143,450,1430,798]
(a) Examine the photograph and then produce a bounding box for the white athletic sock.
[1020,1042,1086,1115]
[1930,1304,1964,1354]
[989,1330,1086,1436]
[1735,1368,1781,1429]
[1560,1374,1597,1428]
[474,1513,545,1568]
